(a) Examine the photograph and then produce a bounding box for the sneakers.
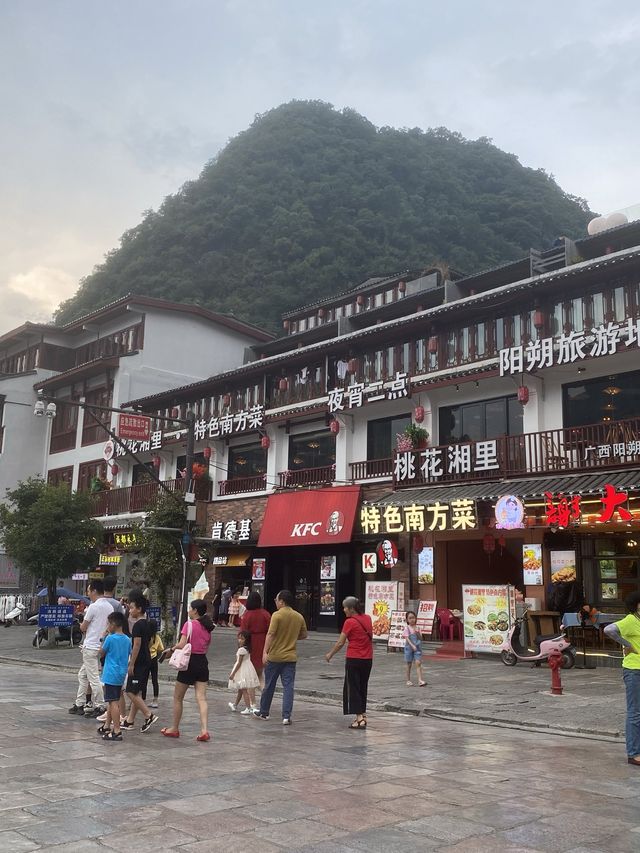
[228,703,237,712]
[68,704,84,715]
[149,702,158,709]
[282,718,292,726]
[140,713,158,733]
[96,711,108,722]
[253,710,269,720]
[84,706,103,718]
[240,707,254,715]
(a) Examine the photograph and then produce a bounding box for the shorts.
[177,653,210,686]
[103,683,123,702]
[126,668,150,695]
[404,646,422,663]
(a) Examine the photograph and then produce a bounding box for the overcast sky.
[1,0,639,336]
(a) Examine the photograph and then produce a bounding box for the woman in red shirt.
[325,596,373,729]
[239,591,271,685]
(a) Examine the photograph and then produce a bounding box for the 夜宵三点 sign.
[328,372,409,414]
[194,405,264,441]
[498,319,640,377]
[211,519,253,542]
[394,441,499,482]
[360,500,478,534]
[545,483,635,528]
[118,413,151,441]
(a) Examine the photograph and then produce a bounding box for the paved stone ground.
[0,660,639,852]
[0,626,626,739]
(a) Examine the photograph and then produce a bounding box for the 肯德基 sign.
[211,518,253,542]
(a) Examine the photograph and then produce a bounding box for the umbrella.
[37,587,90,603]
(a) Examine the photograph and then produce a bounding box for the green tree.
[0,479,102,642]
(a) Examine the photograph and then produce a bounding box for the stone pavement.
[0,626,626,740]
[0,660,640,853]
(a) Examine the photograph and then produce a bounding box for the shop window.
[132,463,156,485]
[50,400,78,453]
[227,443,267,480]
[563,369,640,428]
[589,536,639,605]
[47,466,73,489]
[367,414,412,460]
[439,395,522,445]
[81,386,113,446]
[288,431,335,471]
[175,452,207,479]
[77,460,107,492]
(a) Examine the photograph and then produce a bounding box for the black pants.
[343,658,372,716]
[142,659,159,700]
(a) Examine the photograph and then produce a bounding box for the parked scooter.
[0,601,26,626]
[501,608,576,668]
[32,618,83,647]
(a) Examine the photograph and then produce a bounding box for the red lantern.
[261,435,270,450]
[330,419,340,435]
[498,535,506,549]
[534,309,546,330]
[517,386,530,405]
[347,358,358,374]
[222,393,231,408]
[398,280,406,293]
[278,377,288,392]
[110,463,119,475]
[203,446,212,460]
[414,405,425,423]
[412,534,424,551]
[152,455,161,470]
[428,335,439,354]
[482,533,496,554]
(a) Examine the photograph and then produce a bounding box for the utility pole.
[179,410,196,630]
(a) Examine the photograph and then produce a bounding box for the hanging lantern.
[110,462,119,476]
[498,535,506,550]
[428,335,439,354]
[414,405,425,423]
[517,386,530,405]
[152,455,161,470]
[356,294,364,306]
[261,435,271,450]
[222,393,231,408]
[330,418,340,435]
[533,309,546,330]
[278,377,288,392]
[482,533,496,554]
[412,534,424,551]
[347,357,358,374]
[203,446,212,460]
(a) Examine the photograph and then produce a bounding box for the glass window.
[228,443,267,479]
[367,414,412,460]
[563,369,640,428]
[461,403,483,442]
[485,398,507,437]
[132,463,156,485]
[439,395,522,444]
[288,431,336,471]
[477,323,486,358]
[590,537,640,605]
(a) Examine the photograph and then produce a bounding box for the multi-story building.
[0,296,272,591]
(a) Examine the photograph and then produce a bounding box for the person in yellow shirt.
[604,592,640,766]
[253,590,307,725]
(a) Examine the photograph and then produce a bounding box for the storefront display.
[319,582,336,615]
[365,581,404,641]
[462,584,515,654]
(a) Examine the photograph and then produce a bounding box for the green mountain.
[55,100,592,331]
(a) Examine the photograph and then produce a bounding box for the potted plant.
[401,423,430,450]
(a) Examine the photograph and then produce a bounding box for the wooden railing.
[350,458,394,481]
[218,474,267,496]
[90,478,212,516]
[278,465,335,489]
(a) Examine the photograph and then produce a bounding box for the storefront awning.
[373,470,640,505]
[211,549,250,567]
[258,486,361,547]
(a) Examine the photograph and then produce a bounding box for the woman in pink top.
[161,600,214,741]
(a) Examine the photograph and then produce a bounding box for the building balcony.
[278,465,336,489]
[218,474,268,496]
[90,477,212,517]
[350,458,394,481]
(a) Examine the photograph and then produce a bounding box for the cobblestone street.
[0,656,639,852]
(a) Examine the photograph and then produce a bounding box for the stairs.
[422,639,469,661]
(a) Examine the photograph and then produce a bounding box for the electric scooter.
[0,601,25,626]
[501,608,576,668]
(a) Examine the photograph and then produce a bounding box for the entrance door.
[294,559,317,630]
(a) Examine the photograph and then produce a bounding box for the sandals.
[419,681,427,687]
[161,727,180,738]
[406,681,414,686]
[349,719,367,729]
[196,732,211,742]
[96,725,110,735]
[102,731,123,741]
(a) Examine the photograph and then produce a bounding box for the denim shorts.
[103,683,123,702]
[404,646,422,663]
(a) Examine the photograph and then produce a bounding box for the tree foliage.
[55,101,592,332]
[0,479,102,603]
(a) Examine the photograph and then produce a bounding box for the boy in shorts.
[99,611,131,741]
[122,591,158,733]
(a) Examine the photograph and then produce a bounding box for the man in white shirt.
[68,580,113,718]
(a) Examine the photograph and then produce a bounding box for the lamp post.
[33,398,56,480]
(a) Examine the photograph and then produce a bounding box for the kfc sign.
[258,486,360,547]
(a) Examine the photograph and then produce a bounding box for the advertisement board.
[416,600,437,636]
[319,582,336,615]
[417,547,434,584]
[462,585,515,654]
[522,544,543,585]
[365,581,401,641]
[147,606,161,623]
[320,556,336,580]
[388,610,407,650]
[38,605,74,628]
[251,558,266,581]
[550,550,577,583]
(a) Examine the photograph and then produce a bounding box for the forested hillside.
[55,100,591,331]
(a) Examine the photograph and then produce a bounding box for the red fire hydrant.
[548,650,563,696]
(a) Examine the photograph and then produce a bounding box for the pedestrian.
[219,584,231,626]
[604,592,640,766]
[97,611,131,741]
[103,577,125,614]
[68,580,112,718]
[325,596,373,730]
[240,590,271,686]
[228,630,260,714]
[161,599,214,741]
[253,589,307,725]
[121,591,158,733]
[228,589,241,627]
[142,619,163,708]
[403,610,427,687]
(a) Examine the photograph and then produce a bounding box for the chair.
[436,608,462,641]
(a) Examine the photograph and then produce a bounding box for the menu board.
[462,585,514,654]
[550,550,576,583]
[416,600,437,636]
[319,582,336,615]
[417,547,434,584]
[388,610,407,649]
[522,544,543,585]
[365,581,401,641]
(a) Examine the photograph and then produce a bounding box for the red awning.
[258,486,361,547]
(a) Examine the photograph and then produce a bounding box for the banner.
[522,544,543,585]
[417,547,434,584]
[462,585,515,654]
[388,610,407,650]
[416,600,437,636]
[319,582,336,615]
[365,581,401,641]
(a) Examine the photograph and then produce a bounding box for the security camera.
[33,400,45,417]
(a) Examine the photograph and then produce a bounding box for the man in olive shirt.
[254,589,307,725]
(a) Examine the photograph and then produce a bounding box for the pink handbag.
[168,620,192,671]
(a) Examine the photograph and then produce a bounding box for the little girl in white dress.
[228,630,260,714]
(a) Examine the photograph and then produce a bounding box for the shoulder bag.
[168,619,193,671]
